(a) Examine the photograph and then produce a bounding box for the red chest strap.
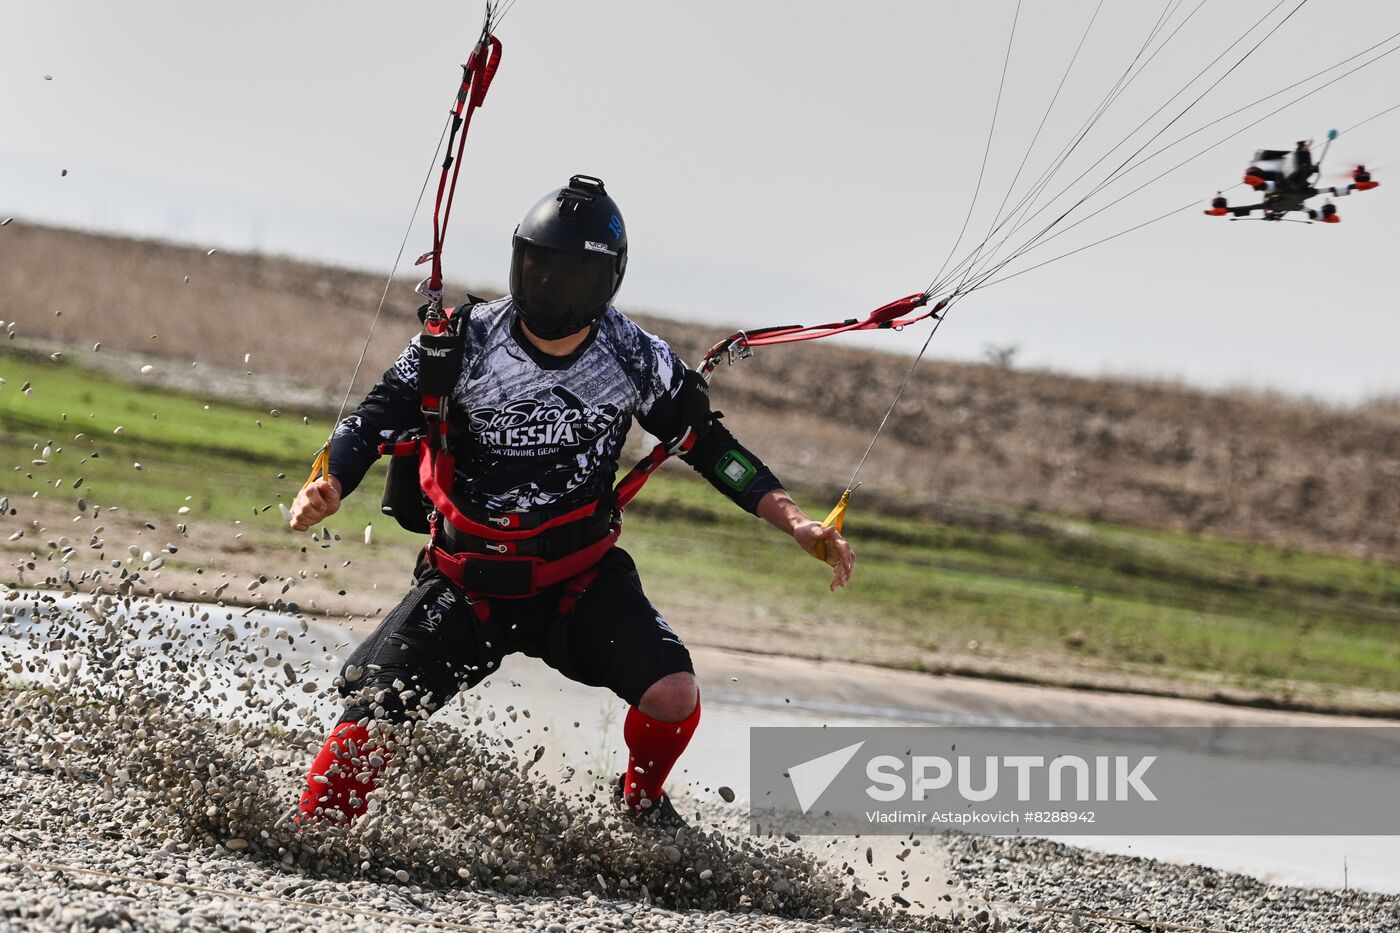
[414,438,606,540]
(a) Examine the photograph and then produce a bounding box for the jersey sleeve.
[632,330,783,515]
[327,339,424,497]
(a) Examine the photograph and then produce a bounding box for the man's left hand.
[793,521,855,591]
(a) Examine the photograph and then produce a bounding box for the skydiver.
[289,175,856,829]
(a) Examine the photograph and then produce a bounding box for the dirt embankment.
[5,219,1400,560]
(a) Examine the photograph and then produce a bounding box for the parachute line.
[842,305,952,494]
[951,0,1276,292]
[1337,100,1400,136]
[950,0,1304,295]
[946,0,1109,299]
[333,115,453,426]
[953,0,1315,298]
[963,33,1400,293]
[927,0,1193,297]
[926,0,1024,292]
[977,189,1237,291]
[316,0,512,483]
[1097,28,1400,203]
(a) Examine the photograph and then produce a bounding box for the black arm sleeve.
[327,341,424,497]
[635,345,782,515]
[677,414,784,514]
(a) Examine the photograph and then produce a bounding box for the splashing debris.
[0,587,946,930]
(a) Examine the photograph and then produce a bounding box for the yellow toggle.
[814,488,851,562]
[305,444,331,488]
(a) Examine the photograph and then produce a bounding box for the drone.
[1205,130,1380,224]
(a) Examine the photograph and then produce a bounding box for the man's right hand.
[291,476,343,531]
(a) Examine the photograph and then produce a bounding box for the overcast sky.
[4,0,1399,402]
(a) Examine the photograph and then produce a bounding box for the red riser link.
[866,292,929,324]
[472,36,503,108]
[427,34,501,293]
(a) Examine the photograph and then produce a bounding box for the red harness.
[380,307,695,621]
[381,287,938,618]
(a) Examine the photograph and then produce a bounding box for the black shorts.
[336,548,693,724]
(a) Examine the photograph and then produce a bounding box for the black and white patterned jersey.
[328,297,781,515]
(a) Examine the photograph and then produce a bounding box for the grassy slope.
[6,221,1400,564]
[4,349,1400,700]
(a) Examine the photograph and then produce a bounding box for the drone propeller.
[1329,162,1384,180]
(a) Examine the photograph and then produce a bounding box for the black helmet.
[510,174,627,339]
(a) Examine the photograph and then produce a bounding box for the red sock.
[621,696,700,810]
[297,721,389,825]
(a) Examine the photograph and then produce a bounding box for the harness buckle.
[665,429,694,457]
[727,336,753,366]
[486,543,509,554]
[420,406,450,450]
[488,515,514,527]
[414,276,443,306]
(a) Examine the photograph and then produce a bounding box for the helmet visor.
[510,240,616,334]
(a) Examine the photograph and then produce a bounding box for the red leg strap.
[555,566,604,618]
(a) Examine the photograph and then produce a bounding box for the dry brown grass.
[5,220,1399,560]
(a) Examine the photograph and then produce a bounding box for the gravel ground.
[946,834,1400,933]
[0,586,966,932]
[5,584,1396,933]
[0,841,927,933]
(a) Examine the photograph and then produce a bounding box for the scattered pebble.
[948,834,1398,933]
[0,592,925,933]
